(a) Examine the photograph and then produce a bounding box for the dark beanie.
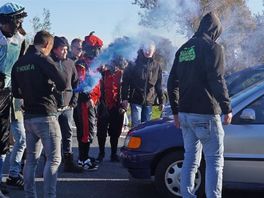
[53,36,69,49]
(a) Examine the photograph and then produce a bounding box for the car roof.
[231,80,264,110]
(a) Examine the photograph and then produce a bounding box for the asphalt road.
[3,131,264,198]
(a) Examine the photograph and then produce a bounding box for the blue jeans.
[130,104,152,127]
[57,108,74,154]
[9,120,26,177]
[179,113,224,198]
[24,116,62,198]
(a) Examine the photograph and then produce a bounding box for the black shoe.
[64,153,83,173]
[6,174,24,189]
[110,154,120,162]
[0,183,9,195]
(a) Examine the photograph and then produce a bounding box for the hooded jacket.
[167,12,232,115]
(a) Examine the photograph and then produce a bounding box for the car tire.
[154,151,205,198]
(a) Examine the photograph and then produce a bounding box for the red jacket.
[102,69,123,109]
[75,57,101,105]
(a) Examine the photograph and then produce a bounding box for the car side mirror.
[240,108,256,121]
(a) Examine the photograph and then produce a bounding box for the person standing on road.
[0,2,27,195]
[121,42,164,128]
[11,30,67,198]
[167,12,232,198]
[51,36,83,173]
[74,32,102,170]
[96,55,128,163]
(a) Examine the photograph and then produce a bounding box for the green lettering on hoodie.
[179,46,196,62]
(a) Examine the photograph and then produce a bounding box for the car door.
[223,94,264,184]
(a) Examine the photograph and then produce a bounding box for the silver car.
[121,80,264,198]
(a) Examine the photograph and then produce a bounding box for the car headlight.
[124,135,142,149]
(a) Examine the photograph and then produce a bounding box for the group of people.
[0,2,165,197]
[0,1,235,198]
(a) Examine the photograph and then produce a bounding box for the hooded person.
[0,2,27,195]
[96,55,128,163]
[73,31,103,170]
[167,12,232,198]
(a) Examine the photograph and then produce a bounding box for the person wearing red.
[97,56,128,163]
[74,32,102,170]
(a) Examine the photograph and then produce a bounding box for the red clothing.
[102,70,123,109]
[75,56,101,143]
[75,57,101,105]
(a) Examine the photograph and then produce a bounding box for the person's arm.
[121,63,132,108]
[69,63,79,108]
[11,64,22,98]
[205,44,232,115]
[155,64,164,110]
[167,52,180,115]
[39,56,67,91]
[167,52,180,127]
[89,82,101,107]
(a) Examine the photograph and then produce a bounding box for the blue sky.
[1,0,263,47]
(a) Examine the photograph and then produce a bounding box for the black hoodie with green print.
[167,12,232,115]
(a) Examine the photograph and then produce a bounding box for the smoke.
[139,0,201,37]
[136,0,263,73]
[75,31,177,93]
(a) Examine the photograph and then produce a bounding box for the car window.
[232,95,264,124]
[226,67,264,97]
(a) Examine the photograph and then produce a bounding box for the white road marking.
[34,178,130,182]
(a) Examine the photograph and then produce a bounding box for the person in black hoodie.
[121,42,164,127]
[167,12,232,198]
[51,36,82,173]
[11,30,67,198]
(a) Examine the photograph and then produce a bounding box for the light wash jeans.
[0,155,6,182]
[179,113,224,198]
[24,116,62,198]
[130,104,152,127]
[9,120,26,177]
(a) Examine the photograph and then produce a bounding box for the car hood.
[129,118,183,153]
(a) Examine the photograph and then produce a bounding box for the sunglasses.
[73,46,82,51]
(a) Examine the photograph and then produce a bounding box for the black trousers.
[74,101,97,161]
[97,106,124,155]
[0,88,12,155]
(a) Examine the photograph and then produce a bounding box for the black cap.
[53,36,69,49]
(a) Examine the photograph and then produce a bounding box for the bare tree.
[132,0,262,72]
[31,8,51,34]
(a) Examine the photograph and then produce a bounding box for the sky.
[1,0,264,47]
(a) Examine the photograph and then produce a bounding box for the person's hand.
[159,104,165,111]
[173,114,180,128]
[87,99,95,108]
[122,100,129,109]
[223,112,232,125]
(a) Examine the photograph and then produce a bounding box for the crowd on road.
[0,2,165,198]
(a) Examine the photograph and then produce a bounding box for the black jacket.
[51,53,79,108]
[121,50,163,105]
[167,12,232,115]
[11,45,67,116]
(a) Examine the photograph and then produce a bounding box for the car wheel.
[154,151,205,198]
